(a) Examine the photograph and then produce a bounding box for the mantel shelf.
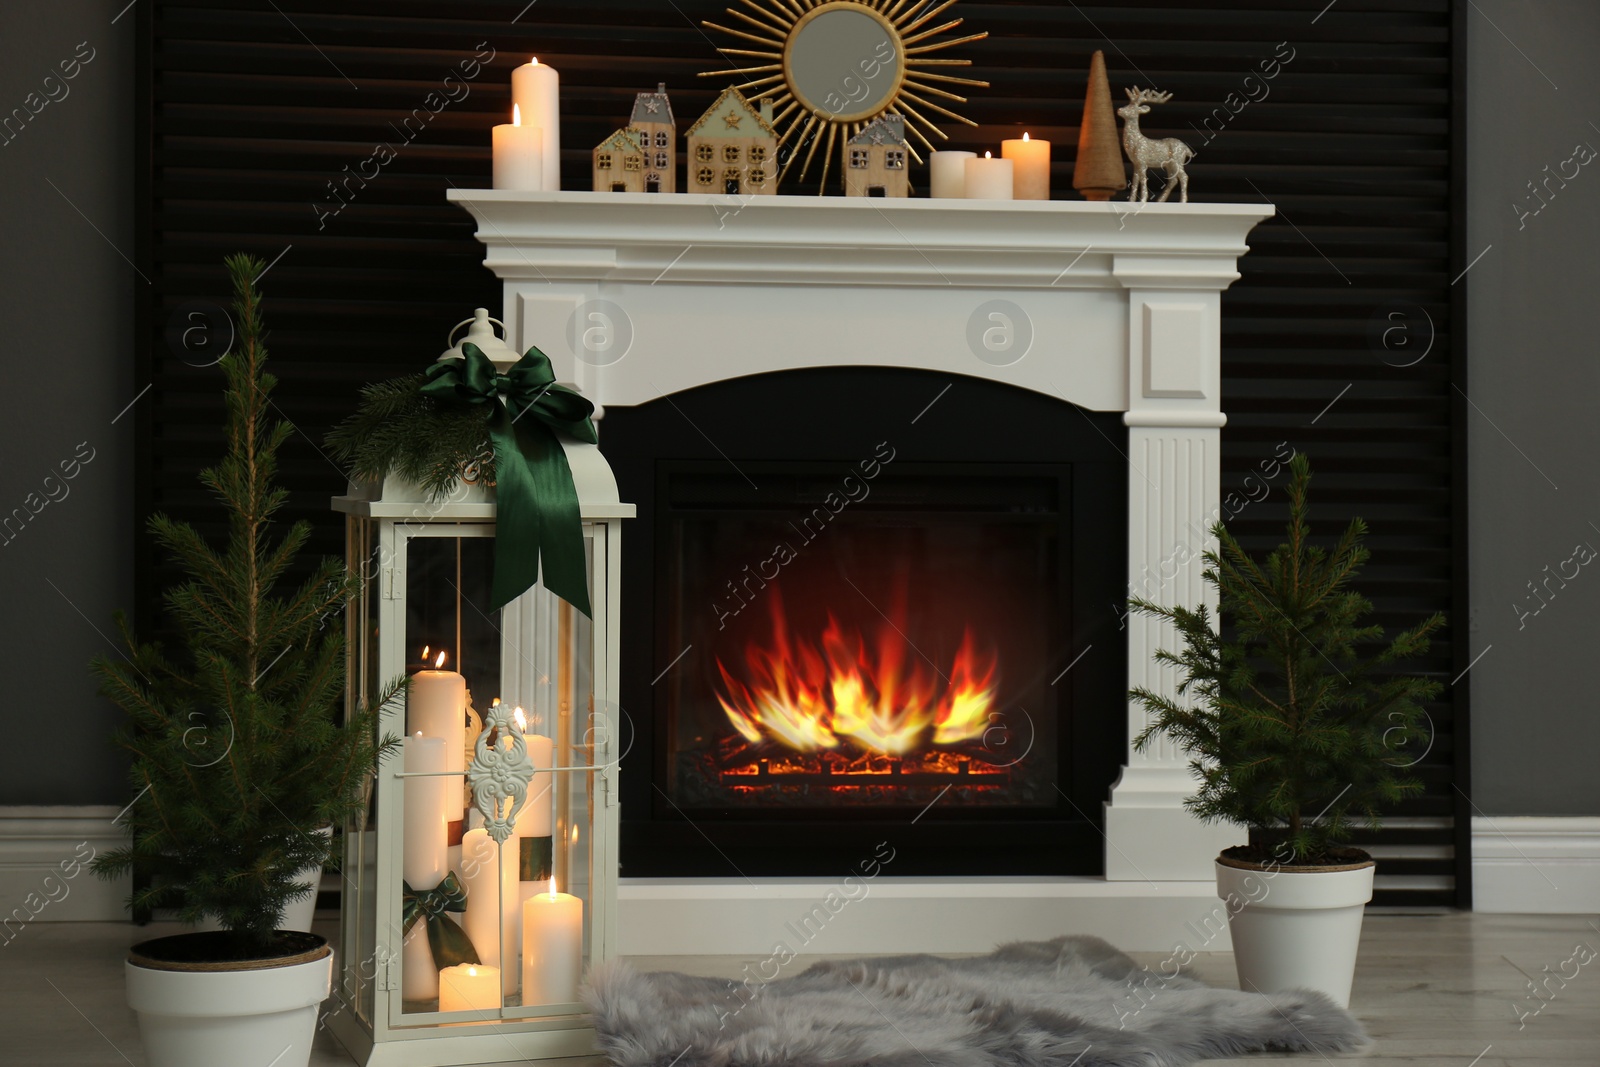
[445,189,1274,290]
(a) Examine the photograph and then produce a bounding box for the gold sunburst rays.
[700,0,988,191]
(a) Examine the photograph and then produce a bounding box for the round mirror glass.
[784,5,904,124]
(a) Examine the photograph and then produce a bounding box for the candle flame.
[531,57,539,65]
[547,875,557,899]
[513,103,523,126]
[491,696,501,707]
[466,966,478,977]
[985,150,992,158]
[1023,132,1030,141]
[514,706,528,733]
[421,644,430,661]
[434,650,448,669]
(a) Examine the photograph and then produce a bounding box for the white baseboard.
[0,806,129,929]
[1472,816,1600,914]
[618,877,1233,955]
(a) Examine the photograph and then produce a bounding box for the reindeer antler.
[1125,87,1173,106]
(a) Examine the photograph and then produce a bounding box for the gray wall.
[0,2,1592,815]
[1467,0,1600,815]
[0,1,135,805]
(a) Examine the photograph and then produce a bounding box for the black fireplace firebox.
[666,463,1063,814]
[601,367,1128,878]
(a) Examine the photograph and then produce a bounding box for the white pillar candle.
[929,150,975,198]
[964,152,1014,200]
[493,105,544,191]
[408,654,466,835]
[1001,132,1051,200]
[521,878,583,1007]
[401,733,448,1001]
[511,58,560,191]
[504,710,555,992]
[439,964,501,1013]
[460,828,504,969]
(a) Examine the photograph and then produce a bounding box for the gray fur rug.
[585,935,1366,1067]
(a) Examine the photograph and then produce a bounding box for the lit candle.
[460,828,506,969]
[929,150,976,198]
[438,964,501,1014]
[407,650,466,845]
[1001,132,1051,200]
[963,151,1014,200]
[505,708,554,993]
[401,733,447,1001]
[493,104,545,191]
[521,876,583,1007]
[510,58,561,191]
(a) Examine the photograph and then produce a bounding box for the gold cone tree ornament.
[1072,50,1125,201]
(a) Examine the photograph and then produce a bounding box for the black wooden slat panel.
[140,0,1467,902]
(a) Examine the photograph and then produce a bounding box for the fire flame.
[714,593,998,755]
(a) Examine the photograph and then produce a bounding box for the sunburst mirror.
[701,0,989,191]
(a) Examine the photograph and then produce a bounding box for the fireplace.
[597,365,1126,876]
[448,191,1273,951]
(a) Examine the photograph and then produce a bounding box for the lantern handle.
[446,311,509,348]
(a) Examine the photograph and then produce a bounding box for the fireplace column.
[1104,261,1247,881]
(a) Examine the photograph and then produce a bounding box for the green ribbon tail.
[513,417,592,617]
[485,406,545,613]
[426,913,482,971]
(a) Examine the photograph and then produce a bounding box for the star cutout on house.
[643,98,663,113]
[724,111,743,129]
[869,128,886,144]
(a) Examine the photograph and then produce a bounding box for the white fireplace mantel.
[449,190,1274,952]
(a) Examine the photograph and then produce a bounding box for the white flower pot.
[126,934,332,1067]
[1216,856,1375,1008]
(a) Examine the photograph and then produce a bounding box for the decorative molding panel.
[1472,816,1600,914]
[0,806,128,928]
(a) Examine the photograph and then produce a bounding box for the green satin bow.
[420,343,598,615]
[402,872,481,971]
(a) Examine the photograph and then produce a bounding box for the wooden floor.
[2,912,1595,1065]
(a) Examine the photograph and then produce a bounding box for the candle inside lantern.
[493,104,545,191]
[401,733,448,1001]
[963,151,1015,200]
[510,57,561,190]
[1001,132,1051,200]
[521,876,584,1007]
[928,150,976,199]
[505,707,555,994]
[460,828,506,970]
[438,964,502,1014]
[407,650,466,845]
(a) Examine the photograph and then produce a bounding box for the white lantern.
[328,312,631,1065]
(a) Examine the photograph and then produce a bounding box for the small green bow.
[420,343,598,614]
[402,872,481,971]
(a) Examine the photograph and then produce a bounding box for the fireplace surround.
[448,190,1274,952]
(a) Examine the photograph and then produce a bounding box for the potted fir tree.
[1130,453,1443,1008]
[93,255,401,1067]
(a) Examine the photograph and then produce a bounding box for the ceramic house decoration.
[843,114,910,197]
[685,86,777,196]
[592,128,646,193]
[629,83,675,193]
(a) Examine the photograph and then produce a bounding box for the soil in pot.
[1220,843,1374,871]
[130,930,328,970]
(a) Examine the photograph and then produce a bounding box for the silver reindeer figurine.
[1117,87,1193,204]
